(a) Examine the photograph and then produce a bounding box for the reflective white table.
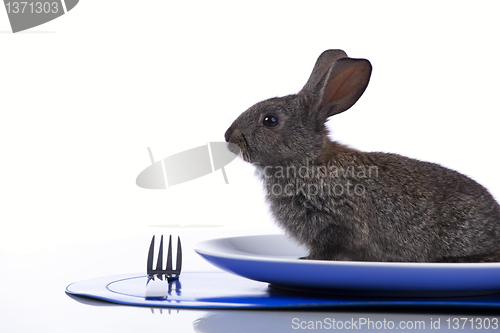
[1,228,498,333]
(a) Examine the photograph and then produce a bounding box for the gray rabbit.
[225,49,500,262]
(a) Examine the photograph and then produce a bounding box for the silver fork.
[147,235,182,281]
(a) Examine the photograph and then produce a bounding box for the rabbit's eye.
[263,115,278,127]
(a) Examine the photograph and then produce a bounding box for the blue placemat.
[66,272,500,309]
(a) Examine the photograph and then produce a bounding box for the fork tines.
[147,235,182,281]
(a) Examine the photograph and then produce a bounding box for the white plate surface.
[194,234,500,295]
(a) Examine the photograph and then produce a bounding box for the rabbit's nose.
[225,126,234,142]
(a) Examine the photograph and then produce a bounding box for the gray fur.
[225,49,500,262]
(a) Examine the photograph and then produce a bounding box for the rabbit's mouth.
[225,125,252,162]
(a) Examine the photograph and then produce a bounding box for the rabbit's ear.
[301,50,348,93]
[311,57,372,123]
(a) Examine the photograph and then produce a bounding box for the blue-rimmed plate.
[194,234,500,297]
[66,271,500,309]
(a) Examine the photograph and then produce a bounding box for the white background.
[1,1,500,331]
[1,0,499,247]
